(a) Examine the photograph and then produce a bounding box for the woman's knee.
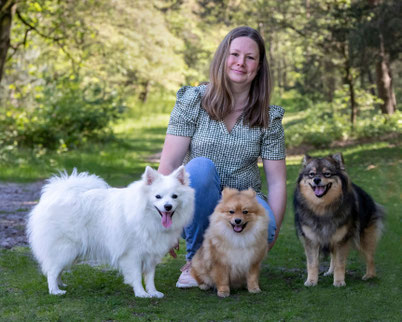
[185,157,219,189]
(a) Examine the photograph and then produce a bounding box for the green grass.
[0,112,401,321]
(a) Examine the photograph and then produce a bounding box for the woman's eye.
[247,56,255,60]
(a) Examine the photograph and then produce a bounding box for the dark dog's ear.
[332,153,345,170]
[302,154,312,167]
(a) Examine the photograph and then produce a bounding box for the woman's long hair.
[202,26,272,128]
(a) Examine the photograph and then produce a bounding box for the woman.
[158,26,286,288]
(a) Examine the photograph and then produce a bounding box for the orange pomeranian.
[191,187,269,297]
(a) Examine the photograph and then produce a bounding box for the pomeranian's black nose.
[235,218,242,224]
[164,204,172,211]
[313,177,321,185]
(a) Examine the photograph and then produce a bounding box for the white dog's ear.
[172,165,189,186]
[143,166,159,185]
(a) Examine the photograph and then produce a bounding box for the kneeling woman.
[158,26,287,288]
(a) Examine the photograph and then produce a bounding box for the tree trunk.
[375,33,396,114]
[0,0,14,82]
[342,43,357,127]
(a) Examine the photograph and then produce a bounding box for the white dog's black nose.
[164,204,172,211]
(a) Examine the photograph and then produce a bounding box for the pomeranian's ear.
[172,165,189,186]
[143,166,159,185]
[221,187,239,200]
[332,153,345,170]
[302,154,312,167]
[243,187,257,198]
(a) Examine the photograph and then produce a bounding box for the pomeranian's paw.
[323,270,333,276]
[304,279,318,287]
[199,283,210,290]
[248,287,261,294]
[217,290,230,298]
[333,280,346,287]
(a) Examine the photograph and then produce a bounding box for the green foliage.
[0,76,123,152]
[283,88,401,148]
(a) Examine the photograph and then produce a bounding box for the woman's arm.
[158,134,191,175]
[262,159,287,250]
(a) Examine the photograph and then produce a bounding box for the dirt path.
[0,181,44,248]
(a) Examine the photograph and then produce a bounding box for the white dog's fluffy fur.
[27,166,194,298]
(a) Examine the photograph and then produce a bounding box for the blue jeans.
[184,157,277,261]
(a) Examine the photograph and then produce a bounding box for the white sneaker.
[176,262,198,288]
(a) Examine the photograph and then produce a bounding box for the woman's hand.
[263,159,287,251]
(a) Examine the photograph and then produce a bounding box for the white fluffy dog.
[27,166,194,298]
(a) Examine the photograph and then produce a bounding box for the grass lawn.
[0,112,401,321]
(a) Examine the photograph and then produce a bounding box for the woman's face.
[226,36,260,90]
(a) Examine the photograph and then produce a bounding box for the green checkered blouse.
[167,84,285,200]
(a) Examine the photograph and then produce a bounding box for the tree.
[0,0,15,82]
[363,0,400,114]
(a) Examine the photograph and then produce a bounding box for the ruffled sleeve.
[166,86,203,137]
[260,105,286,160]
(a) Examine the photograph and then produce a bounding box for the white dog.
[27,166,194,298]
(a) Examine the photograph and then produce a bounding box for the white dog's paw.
[323,270,333,276]
[148,290,164,298]
[49,289,67,295]
[134,290,152,298]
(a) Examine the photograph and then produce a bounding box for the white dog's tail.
[41,168,109,198]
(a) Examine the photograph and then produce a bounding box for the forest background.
[0,0,400,156]
[0,1,401,320]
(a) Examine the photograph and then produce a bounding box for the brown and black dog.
[294,153,384,287]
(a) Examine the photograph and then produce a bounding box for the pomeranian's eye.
[171,194,178,199]
[323,172,332,178]
[242,210,248,214]
[229,210,235,214]
[155,195,162,199]
[308,172,315,178]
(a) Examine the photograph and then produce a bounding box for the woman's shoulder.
[268,104,285,119]
[176,84,208,103]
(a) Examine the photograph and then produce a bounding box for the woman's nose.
[236,56,245,66]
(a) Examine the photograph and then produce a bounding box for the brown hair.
[202,26,272,128]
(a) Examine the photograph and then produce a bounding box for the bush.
[0,77,125,152]
[285,101,401,148]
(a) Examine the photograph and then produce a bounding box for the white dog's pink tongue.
[161,212,172,228]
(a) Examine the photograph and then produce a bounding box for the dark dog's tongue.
[314,186,326,197]
[161,212,173,228]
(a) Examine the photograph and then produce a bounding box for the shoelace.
[180,262,191,272]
